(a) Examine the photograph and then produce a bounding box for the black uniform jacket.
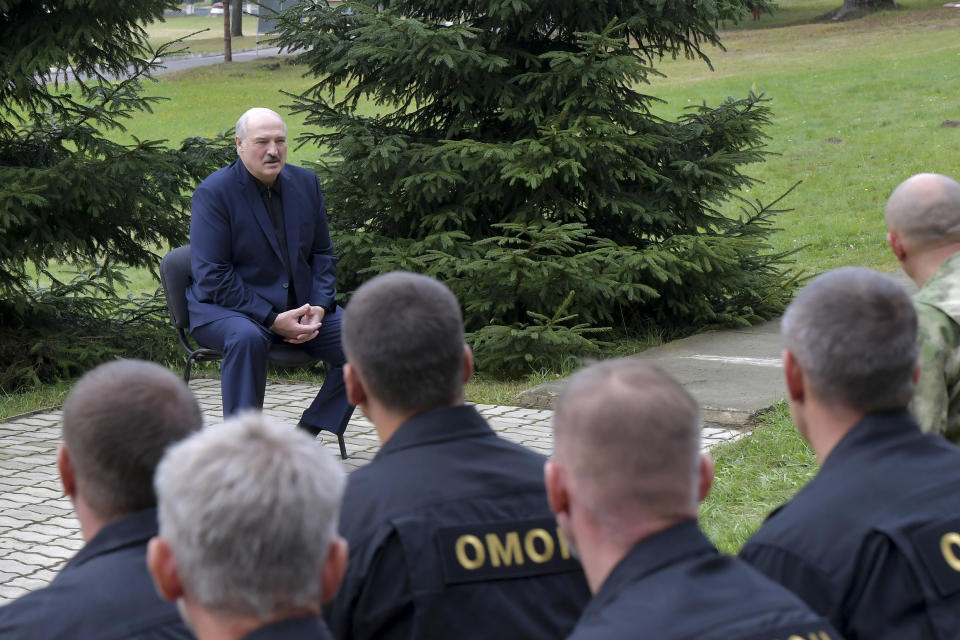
[740,410,960,640]
[325,405,590,640]
[567,520,839,640]
[0,507,191,640]
[243,615,335,640]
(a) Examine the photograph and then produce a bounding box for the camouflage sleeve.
[909,303,951,436]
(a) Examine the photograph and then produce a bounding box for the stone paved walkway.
[0,378,743,604]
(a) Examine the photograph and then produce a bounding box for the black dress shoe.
[297,421,348,459]
[297,421,322,437]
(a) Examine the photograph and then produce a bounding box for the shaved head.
[781,267,917,412]
[885,173,960,250]
[552,360,701,528]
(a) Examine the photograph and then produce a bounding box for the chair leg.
[183,354,196,384]
[338,433,348,460]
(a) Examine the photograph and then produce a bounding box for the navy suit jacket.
[187,159,338,332]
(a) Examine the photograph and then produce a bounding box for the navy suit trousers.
[192,307,354,434]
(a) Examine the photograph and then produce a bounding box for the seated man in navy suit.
[187,107,353,438]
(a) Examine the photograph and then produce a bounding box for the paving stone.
[5,551,58,568]
[0,585,29,601]
[5,529,56,545]
[4,576,52,591]
[0,515,34,531]
[0,559,40,575]
[31,544,75,561]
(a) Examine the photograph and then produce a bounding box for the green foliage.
[274,0,794,376]
[468,291,608,377]
[0,270,182,393]
[0,1,234,384]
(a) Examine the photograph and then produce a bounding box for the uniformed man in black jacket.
[547,359,841,640]
[0,360,201,640]
[148,412,348,640]
[740,267,960,639]
[326,271,590,640]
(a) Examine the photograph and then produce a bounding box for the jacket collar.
[66,507,159,570]
[594,520,711,598]
[377,405,494,458]
[820,409,918,471]
[242,615,331,640]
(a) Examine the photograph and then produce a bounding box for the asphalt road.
[152,45,287,76]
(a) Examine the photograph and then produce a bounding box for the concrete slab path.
[519,270,918,427]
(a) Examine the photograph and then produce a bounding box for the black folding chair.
[159,245,348,458]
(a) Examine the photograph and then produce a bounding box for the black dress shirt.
[257,176,297,326]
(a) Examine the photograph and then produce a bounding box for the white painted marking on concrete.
[683,355,783,368]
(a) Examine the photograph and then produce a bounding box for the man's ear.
[544,460,569,518]
[321,537,348,605]
[697,453,715,503]
[462,344,474,385]
[887,230,907,262]
[57,445,76,499]
[343,363,367,408]
[783,349,805,404]
[913,362,921,385]
[147,537,184,603]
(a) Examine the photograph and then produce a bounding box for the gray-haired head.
[235,107,287,143]
[154,412,346,620]
[552,360,701,528]
[885,173,960,251]
[782,267,917,412]
[343,271,466,413]
[62,359,202,521]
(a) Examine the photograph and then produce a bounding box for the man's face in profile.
[236,112,287,186]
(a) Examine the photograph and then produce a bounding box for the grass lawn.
[700,402,818,552]
[651,0,960,272]
[147,14,263,55]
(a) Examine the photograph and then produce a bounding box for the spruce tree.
[274,0,793,376]
[0,0,233,307]
[0,1,233,388]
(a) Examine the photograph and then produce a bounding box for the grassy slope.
[651,0,960,272]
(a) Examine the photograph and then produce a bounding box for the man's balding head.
[885,173,960,251]
[552,360,702,527]
[62,359,202,522]
[235,107,287,143]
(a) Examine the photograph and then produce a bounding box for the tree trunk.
[223,0,232,62]
[231,0,243,37]
[831,0,897,20]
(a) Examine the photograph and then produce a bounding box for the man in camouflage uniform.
[885,172,960,444]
